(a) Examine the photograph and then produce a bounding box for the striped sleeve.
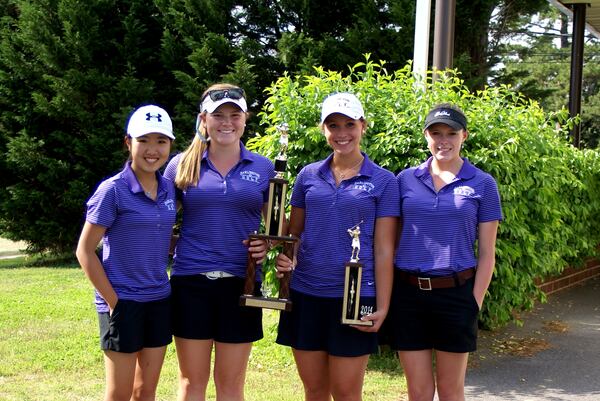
[86,180,118,228]
[163,153,180,181]
[479,174,503,222]
[290,167,307,209]
[377,171,401,218]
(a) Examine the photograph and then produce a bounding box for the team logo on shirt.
[454,186,475,197]
[353,181,375,193]
[164,199,175,211]
[240,170,260,183]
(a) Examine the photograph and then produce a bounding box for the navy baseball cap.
[424,105,467,131]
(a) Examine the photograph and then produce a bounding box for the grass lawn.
[0,257,406,401]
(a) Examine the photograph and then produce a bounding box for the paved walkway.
[465,277,600,400]
[0,237,26,258]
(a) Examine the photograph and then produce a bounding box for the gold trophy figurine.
[265,123,289,236]
[240,123,298,311]
[341,220,373,326]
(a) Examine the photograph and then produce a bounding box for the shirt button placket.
[333,186,340,205]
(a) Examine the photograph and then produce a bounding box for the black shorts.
[385,271,479,353]
[99,296,172,353]
[170,274,263,343]
[276,289,377,357]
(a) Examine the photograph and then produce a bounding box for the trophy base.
[341,317,374,327]
[240,294,292,311]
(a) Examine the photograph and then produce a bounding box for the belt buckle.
[205,271,224,280]
[418,277,432,290]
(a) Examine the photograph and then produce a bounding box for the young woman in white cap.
[386,103,502,401]
[76,104,177,401]
[275,92,399,400]
[163,83,272,401]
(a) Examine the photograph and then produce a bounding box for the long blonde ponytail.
[174,121,207,190]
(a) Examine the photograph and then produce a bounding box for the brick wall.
[537,258,600,295]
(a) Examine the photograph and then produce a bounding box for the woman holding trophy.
[163,83,272,401]
[275,93,399,401]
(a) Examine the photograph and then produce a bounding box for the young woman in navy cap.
[76,105,177,401]
[275,92,399,400]
[387,103,502,401]
[163,83,272,401]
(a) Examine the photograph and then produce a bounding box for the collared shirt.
[395,157,503,276]
[163,142,275,277]
[85,162,177,312]
[290,153,400,298]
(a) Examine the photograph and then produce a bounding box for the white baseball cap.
[126,105,175,139]
[320,92,365,123]
[200,88,248,113]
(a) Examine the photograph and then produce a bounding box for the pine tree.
[0,0,174,253]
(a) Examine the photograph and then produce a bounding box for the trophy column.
[341,221,374,326]
[240,124,298,311]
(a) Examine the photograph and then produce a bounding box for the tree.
[0,0,176,253]
[452,0,550,89]
[493,8,600,147]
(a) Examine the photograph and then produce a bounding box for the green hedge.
[247,58,600,328]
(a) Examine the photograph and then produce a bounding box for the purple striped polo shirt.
[290,153,400,298]
[395,157,503,276]
[163,142,274,277]
[85,162,177,312]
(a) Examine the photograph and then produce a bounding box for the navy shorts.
[276,289,377,357]
[170,274,263,343]
[99,296,172,353]
[385,271,479,353]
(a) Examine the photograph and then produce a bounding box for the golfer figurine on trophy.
[341,220,373,326]
[240,124,297,311]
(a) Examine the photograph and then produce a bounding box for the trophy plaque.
[341,221,374,326]
[240,124,298,311]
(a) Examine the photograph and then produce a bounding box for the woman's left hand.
[352,309,387,333]
[243,238,269,264]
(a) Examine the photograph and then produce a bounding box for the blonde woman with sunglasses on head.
[163,83,273,401]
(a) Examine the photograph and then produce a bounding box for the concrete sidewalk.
[465,277,600,400]
[0,237,26,259]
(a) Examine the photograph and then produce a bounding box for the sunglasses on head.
[204,88,245,102]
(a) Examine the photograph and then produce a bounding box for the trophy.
[240,124,298,311]
[341,221,374,326]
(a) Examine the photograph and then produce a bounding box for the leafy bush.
[247,57,600,328]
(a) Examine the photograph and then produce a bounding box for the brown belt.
[397,268,476,290]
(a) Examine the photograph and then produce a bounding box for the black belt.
[397,268,476,290]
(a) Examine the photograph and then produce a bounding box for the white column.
[413,0,431,89]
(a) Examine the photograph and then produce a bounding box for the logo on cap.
[146,113,163,122]
[434,111,451,117]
